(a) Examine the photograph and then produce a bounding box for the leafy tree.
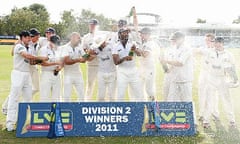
[0,4,50,36]
[59,10,79,39]
[28,3,50,33]
[196,18,206,23]
[2,8,39,35]
[78,9,115,35]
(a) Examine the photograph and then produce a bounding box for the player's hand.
[88,49,97,55]
[131,44,137,51]
[124,56,133,61]
[29,59,37,65]
[55,65,62,71]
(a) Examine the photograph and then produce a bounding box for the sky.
[1,0,240,25]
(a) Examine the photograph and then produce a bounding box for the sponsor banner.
[16,102,195,137]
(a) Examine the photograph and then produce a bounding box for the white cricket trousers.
[203,75,235,124]
[29,66,39,96]
[198,70,219,118]
[2,67,39,111]
[97,71,117,101]
[140,69,156,101]
[6,70,32,128]
[63,72,84,102]
[85,65,98,101]
[40,71,61,102]
[167,81,192,102]
[163,73,172,101]
[166,81,197,124]
[117,68,143,102]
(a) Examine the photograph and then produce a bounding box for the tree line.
[0,3,116,39]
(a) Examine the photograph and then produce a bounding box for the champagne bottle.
[82,53,90,59]
[129,43,136,56]
[128,50,134,56]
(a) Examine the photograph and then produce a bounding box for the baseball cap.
[29,28,40,37]
[89,19,99,25]
[118,27,129,34]
[139,27,151,34]
[169,31,185,40]
[50,35,61,46]
[118,19,127,27]
[19,30,30,37]
[45,27,56,34]
[215,37,224,43]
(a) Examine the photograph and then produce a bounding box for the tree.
[59,10,79,39]
[0,4,50,36]
[28,3,50,34]
[78,9,115,35]
[2,8,39,35]
[196,18,206,23]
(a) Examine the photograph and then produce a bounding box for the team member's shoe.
[6,124,16,132]
[229,121,236,128]
[203,123,211,129]
[1,108,7,115]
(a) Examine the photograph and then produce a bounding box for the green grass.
[1,45,240,143]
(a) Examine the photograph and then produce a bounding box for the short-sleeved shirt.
[139,40,156,70]
[39,37,49,48]
[165,45,193,82]
[62,44,86,74]
[112,41,137,70]
[39,45,62,71]
[197,46,214,71]
[13,43,30,72]
[207,49,235,76]
[28,41,40,69]
[28,41,40,56]
[95,43,116,73]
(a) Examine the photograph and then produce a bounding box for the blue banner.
[16,102,195,137]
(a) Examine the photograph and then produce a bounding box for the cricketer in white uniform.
[160,31,193,102]
[112,28,143,101]
[94,37,117,101]
[138,27,156,101]
[62,32,88,102]
[202,37,238,128]
[195,34,219,122]
[6,31,43,131]
[109,19,141,46]
[2,28,41,115]
[82,19,99,101]
[39,27,56,48]
[39,35,63,102]
[28,28,41,96]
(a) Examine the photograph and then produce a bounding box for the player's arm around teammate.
[6,30,42,131]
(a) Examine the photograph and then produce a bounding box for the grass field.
[0,45,240,144]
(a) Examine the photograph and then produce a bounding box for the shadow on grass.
[211,121,240,144]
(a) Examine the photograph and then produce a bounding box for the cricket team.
[1,7,239,131]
